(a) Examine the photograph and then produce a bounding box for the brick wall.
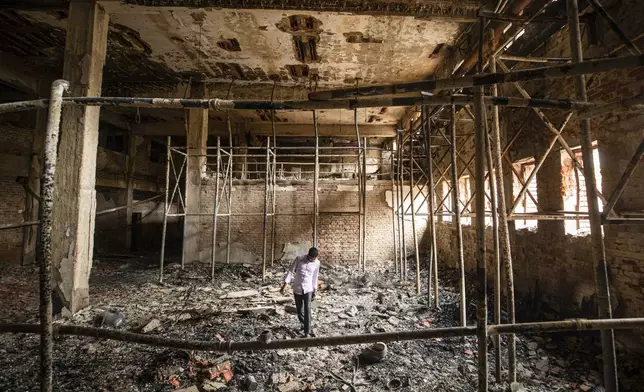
[198,179,427,268]
[0,123,32,263]
[430,0,644,348]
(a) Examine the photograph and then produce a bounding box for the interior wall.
[432,0,644,348]
[0,122,33,263]
[197,180,428,268]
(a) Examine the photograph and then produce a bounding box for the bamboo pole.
[262,137,271,282]
[308,54,644,100]
[410,135,421,294]
[489,57,516,383]
[313,111,320,247]
[474,19,488,392]
[211,137,221,280]
[567,2,618,390]
[450,105,467,327]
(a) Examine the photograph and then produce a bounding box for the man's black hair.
[308,247,318,258]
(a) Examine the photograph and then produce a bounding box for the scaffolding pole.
[390,145,399,276]
[270,101,278,267]
[410,134,421,294]
[38,79,68,392]
[362,137,368,271]
[262,137,271,282]
[567,2,618,391]
[426,110,439,308]
[400,131,408,279]
[397,130,405,278]
[308,53,644,100]
[451,105,467,327]
[226,113,233,264]
[475,18,488,392]
[313,111,319,247]
[485,103,501,383]
[490,55,517,383]
[4,317,644,354]
[159,136,171,284]
[211,137,221,281]
[355,111,362,269]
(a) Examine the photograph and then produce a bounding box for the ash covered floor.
[0,256,642,392]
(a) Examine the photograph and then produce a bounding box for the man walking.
[280,247,320,337]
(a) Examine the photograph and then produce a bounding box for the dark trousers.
[294,292,312,335]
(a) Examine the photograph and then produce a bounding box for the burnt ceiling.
[0,1,497,128]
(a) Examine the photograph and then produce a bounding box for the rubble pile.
[0,257,642,391]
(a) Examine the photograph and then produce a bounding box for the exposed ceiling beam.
[127,120,396,138]
[97,0,484,22]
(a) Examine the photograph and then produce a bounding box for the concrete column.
[182,83,208,264]
[51,0,108,315]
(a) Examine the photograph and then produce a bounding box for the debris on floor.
[0,255,642,391]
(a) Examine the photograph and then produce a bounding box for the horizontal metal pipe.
[0,221,40,231]
[0,93,617,114]
[578,96,644,119]
[2,317,643,353]
[498,55,571,64]
[309,54,644,99]
[489,318,644,335]
[95,194,163,216]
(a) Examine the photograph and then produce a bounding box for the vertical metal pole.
[486,111,501,383]
[160,136,171,283]
[399,131,408,280]
[396,132,405,277]
[451,105,467,327]
[490,54,517,383]
[354,109,363,269]
[211,137,221,280]
[425,109,439,308]
[362,137,368,271]
[271,109,277,266]
[39,79,68,392]
[410,131,421,294]
[262,137,270,281]
[226,113,233,264]
[475,17,489,392]
[313,111,319,247]
[390,144,399,275]
[566,1,618,390]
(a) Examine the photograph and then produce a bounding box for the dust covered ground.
[0,255,642,391]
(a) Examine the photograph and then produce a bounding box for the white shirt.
[284,255,320,295]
